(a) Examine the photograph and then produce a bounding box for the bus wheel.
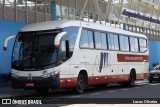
[75,74,85,94]
[128,72,136,87]
[36,88,49,94]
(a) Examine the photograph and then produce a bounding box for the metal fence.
[0,0,51,23]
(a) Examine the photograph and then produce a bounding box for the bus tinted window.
[139,38,147,52]
[80,29,93,48]
[80,30,89,48]
[63,27,79,52]
[108,33,114,50]
[94,32,102,49]
[114,35,119,50]
[108,33,119,50]
[101,33,107,49]
[88,31,94,48]
[130,37,139,52]
[119,35,129,51]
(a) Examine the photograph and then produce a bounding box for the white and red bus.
[4,21,149,94]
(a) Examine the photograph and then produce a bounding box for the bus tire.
[36,88,49,94]
[74,74,85,94]
[128,72,136,87]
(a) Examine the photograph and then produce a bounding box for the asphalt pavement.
[1,80,160,106]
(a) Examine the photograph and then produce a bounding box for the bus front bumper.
[10,74,60,89]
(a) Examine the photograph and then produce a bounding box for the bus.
[3,20,149,94]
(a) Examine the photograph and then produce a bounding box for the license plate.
[26,83,34,87]
[153,76,159,79]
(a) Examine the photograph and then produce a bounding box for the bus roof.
[21,20,147,39]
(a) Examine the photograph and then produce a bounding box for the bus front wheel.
[74,74,85,94]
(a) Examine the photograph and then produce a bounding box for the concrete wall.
[0,20,27,86]
[149,40,160,70]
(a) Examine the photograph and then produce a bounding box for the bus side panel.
[70,49,95,82]
[54,60,77,89]
[117,53,149,80]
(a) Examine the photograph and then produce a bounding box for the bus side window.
[119,35,129,51]
[101,33,107,50]
[88,31,94,48]
[79,29,93,49]
[94,31,102,49]
[94,32,107,50]
[108,33,114,50]
[80,30,89,48]
[108,33,119,50]
[139,38,147,52]
[130,37,139,52]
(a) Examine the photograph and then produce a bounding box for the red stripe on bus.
[88,74,129,85]
[60,78,77,89]
[59,73,148,89]
[117,54,149,62]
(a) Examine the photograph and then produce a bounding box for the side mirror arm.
[3,35,16,51]
[54,32,67,48]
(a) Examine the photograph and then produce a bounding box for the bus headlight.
[42,71,59,78]
[11,73,19,79]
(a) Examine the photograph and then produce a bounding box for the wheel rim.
[77,79,84,92]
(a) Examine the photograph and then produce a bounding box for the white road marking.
[69,95,81,98]
[149,83,160,86]
[90,93,101,95]
[135,80,148,83]
[134,87,141,89]
[107,91,115,93]
[135,81,149,86]
[136,82,148,85]
[121,88,129,91]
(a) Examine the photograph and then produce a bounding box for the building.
[0,0,160,86]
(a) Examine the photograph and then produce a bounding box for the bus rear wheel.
[128,72,136,87]
[74,74,85,94]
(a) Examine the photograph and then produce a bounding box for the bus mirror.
[54,32,67,48]
[3,35,16,51]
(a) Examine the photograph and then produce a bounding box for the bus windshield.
[12,30,60,70]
